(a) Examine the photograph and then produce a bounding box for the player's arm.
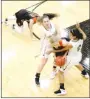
[28,19,34,37]
[52,39,73,53]
[46,40,72,54]
[76,23,87,40]
[53,41,72,53]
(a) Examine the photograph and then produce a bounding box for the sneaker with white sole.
[54,89,67,95]
[50,70,58,79]
[81,73,89,79]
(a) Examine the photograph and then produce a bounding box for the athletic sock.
[60,83,65,90]
[35,73,40,85]
[35,73,40,78]
[81,69,87,75]
[53,66,56,68]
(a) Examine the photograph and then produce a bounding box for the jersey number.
[77,45,81,52]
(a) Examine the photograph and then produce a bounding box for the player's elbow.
[83,35,87,40]
[67,44,73,49]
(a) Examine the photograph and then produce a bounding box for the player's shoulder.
[78,39,83,44]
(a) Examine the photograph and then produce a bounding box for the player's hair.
[16,19,23,26]
[70,28,83,39]
[38,13,59,23]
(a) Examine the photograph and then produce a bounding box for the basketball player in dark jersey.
[4,9,58,39]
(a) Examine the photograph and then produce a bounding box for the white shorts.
[67,53,82,65]
[40,43,53,59]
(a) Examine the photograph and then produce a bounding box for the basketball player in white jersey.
[35,14,61,85]
[46,23,89,95]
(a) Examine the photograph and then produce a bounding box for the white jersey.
[68,39,83,57]
[42,22,56,38]
[40,22,59,58]
[57,39,84,72]
[40,22,58,47]
[66,39,83,66]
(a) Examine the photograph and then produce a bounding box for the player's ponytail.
[43,13,59,20]
[38,13,59,23]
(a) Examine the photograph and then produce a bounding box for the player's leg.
[75,64,89,79]
[50,56,58,79]
[75,54,89,79]
[4,15,16,25]
[12,24,24,33]
[54,69,67,95]
[54,56,70,95]
[35,45,50,85]
[35,57,48,85]
[50,66,58,79]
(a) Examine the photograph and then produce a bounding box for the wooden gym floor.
[1,1,89,97]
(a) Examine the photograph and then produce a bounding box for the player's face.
[69,32,76,40]
[42,17,51,28]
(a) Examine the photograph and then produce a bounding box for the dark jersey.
[53,38,70,57]
[53,46,67,57]
[15,9,38,26]
[15,9,32,20]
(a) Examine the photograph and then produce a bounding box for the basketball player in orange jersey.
[4,9,59,39]
[50,37,70,79]
[4,9,39,36]
[46,23,89,95]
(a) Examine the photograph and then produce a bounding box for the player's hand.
[76,22,80,29]
[54,45,59,48]
[53,42,60,48]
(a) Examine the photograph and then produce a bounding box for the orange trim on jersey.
[59,40,63,46]
[33,17,37,23]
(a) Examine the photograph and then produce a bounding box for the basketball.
[55,56,66,67]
